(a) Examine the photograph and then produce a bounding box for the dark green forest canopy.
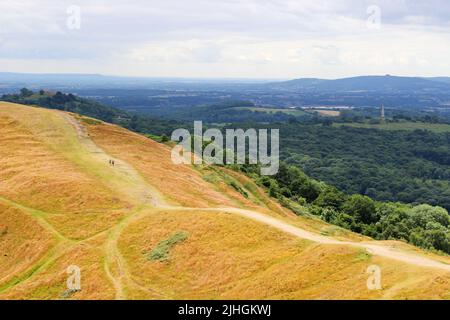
[235,122,450,211]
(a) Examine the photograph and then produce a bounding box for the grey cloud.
[3,1,450,42]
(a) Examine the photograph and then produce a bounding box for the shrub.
[342,195,378,225]
[314,187,347,210]
[148,231,189,262]
[407,204,450,229]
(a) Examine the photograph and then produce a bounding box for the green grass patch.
[354,250,372,262]
[202,173,221,184]
[144,133,171,143]
[147,231,189,262]
[79,117,102,125]
[144,133,162,142]
[278,197,306,216]
[228,180,249,198]
[202,167,250,199]
[242,181,263,205]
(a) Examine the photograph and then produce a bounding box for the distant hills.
[2,73,450,110]
[2,72,450,93]
[271,75,450,92]
[429,77,450,84]
[0,72,271,92]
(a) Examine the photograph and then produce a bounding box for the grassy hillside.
[0,102,449,300]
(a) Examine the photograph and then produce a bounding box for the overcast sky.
[1,0,450,79]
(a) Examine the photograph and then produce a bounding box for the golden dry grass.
[0,202,54,287]
[0,103,128,215]
[87,123,242,208]
[0,102,448,300]
[118,210,450,300]
[0,235,115,300]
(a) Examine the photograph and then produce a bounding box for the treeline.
[236,163,450,254]
[236,122,450,211]
[147,101,313,123]
[0,89,184,136]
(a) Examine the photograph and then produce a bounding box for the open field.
[0,102,449,300]
[237,107,341,117]
[334,121,450,133]
[308,109,341,117]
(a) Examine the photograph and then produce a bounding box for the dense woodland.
[274,123,450,210]
[138,101,313,123]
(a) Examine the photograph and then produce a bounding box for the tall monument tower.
[380,104,385,120]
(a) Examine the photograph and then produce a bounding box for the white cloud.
[1,0,450,78]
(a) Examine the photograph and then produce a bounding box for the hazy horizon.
[2,71,450,82]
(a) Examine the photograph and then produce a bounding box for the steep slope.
[0,102,449,300]
[273,75,450,92]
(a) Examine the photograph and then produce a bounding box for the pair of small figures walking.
[109,159,115,167]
